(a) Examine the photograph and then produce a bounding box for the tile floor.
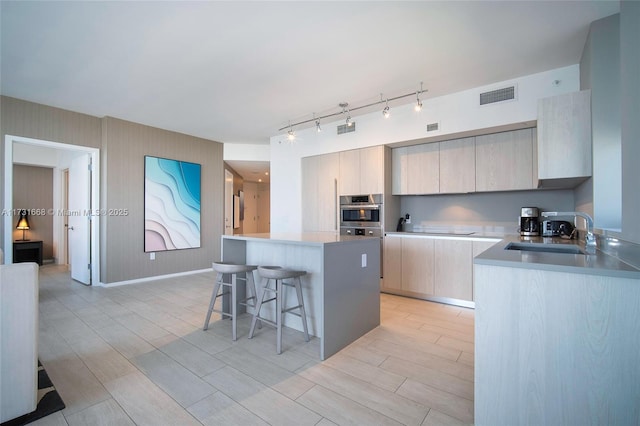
[31,265,474,425]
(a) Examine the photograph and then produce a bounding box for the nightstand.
[13,240,43,266]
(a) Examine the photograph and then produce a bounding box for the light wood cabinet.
[339,146,384,195]
[392,144,439,195]
[434,239,473,300]
[537,90,592,181]
[475,128,535,192]
[401,237,435,295]
[301,153,339,232]
[382,235,402,291]
[472,240,499,301]
[383,235,499,304]
[439,137,476,193]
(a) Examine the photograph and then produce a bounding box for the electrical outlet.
[150,252,155,260]
[361,253,367,268]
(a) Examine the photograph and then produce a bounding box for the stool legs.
[203,272,224,331]
[293,277,310,342]
[249,276,310,354]
[204,269,259,341]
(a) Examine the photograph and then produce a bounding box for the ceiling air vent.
[337,122,356,135]
[479,86,516,105]
[426,122,439,132]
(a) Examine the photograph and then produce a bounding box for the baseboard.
[98,268,212,287]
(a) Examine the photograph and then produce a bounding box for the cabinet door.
[302,153,339,232]
[439,137,475,193]
[382,236,402,291]
[537,90,592,179]
[359,145,385,194]
[391,147,408,195]
[476,129,535,192]
[407,143,439,194]
[339,149,361,195]
[472,240,499,301]
[402,237,435,295]
[301,156,320,231]
[434,239,473,301]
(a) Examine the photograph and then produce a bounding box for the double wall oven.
[339,194,384,276]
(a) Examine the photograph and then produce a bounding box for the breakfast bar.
[221,232,381,360]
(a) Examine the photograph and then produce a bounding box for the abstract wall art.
[144,156,201,252]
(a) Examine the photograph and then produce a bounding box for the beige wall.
[1,96,225,283]
[1,96,102,254]
[12,165,54,259]
[101,117,224,283]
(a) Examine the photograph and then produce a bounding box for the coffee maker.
[519,207,540,236]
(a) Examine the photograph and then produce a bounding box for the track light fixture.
[381,94,390,118]
[279,82,428,132]
[286,121,295,141]
[414,82,424,112]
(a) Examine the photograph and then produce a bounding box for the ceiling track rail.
[278,89,426,132]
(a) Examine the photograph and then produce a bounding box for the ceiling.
[0,1,619,182]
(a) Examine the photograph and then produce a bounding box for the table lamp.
[16,210,30,241]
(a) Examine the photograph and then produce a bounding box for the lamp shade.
[16,210,30,230]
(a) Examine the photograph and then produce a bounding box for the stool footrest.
[282,305,303,314]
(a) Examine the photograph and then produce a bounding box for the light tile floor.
[32,265,474,425]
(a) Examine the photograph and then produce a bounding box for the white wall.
[223,143,270,162]
[270,65,580,233]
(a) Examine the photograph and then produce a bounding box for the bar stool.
[203,262,260,341]
[248,266,310,354]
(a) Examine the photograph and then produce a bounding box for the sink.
[504,242,586,255]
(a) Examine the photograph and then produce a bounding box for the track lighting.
[381,93,390,118]
[286,122,295,140]
[414,82,424,112]
[279,82,428,133]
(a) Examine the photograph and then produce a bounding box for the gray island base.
[221,233,381,360]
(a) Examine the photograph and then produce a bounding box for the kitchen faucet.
[541,211,597,253]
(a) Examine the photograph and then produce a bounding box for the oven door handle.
[341,204,381,209]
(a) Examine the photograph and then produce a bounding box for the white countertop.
[223,232,379,245]
[474,235,640,279]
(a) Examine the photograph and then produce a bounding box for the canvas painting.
[144,156,201,252]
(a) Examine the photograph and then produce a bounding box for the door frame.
[3,134,101,285]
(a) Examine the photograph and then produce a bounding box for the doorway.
[3,135,100,285]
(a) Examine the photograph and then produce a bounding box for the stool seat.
[257,266,306,280]
[213,262,257,274]
[249,266,310,354]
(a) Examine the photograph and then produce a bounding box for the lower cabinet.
[434,239,472,300]
[383,235,499,306]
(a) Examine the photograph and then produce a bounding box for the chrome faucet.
[541,211,597,252]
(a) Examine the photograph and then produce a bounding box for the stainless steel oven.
[340,194,384,277]
[339,194,383,228]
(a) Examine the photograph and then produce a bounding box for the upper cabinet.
[537,90,592,187]
[339,145,385,195]
[439,137,475,193]
[475,128,536,192]
[392,143,439,195]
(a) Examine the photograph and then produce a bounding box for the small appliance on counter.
[519,207,540,236]
[542,220,575,238]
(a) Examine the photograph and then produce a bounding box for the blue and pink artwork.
[144,156,201,252]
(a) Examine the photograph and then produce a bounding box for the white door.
[68,154,91,285]
[224,170,234,235]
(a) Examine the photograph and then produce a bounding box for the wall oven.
[339,194,384,276]
[339,194,383,230]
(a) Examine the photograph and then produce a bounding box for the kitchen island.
[473,236,640,425]
[222,233,381,360]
